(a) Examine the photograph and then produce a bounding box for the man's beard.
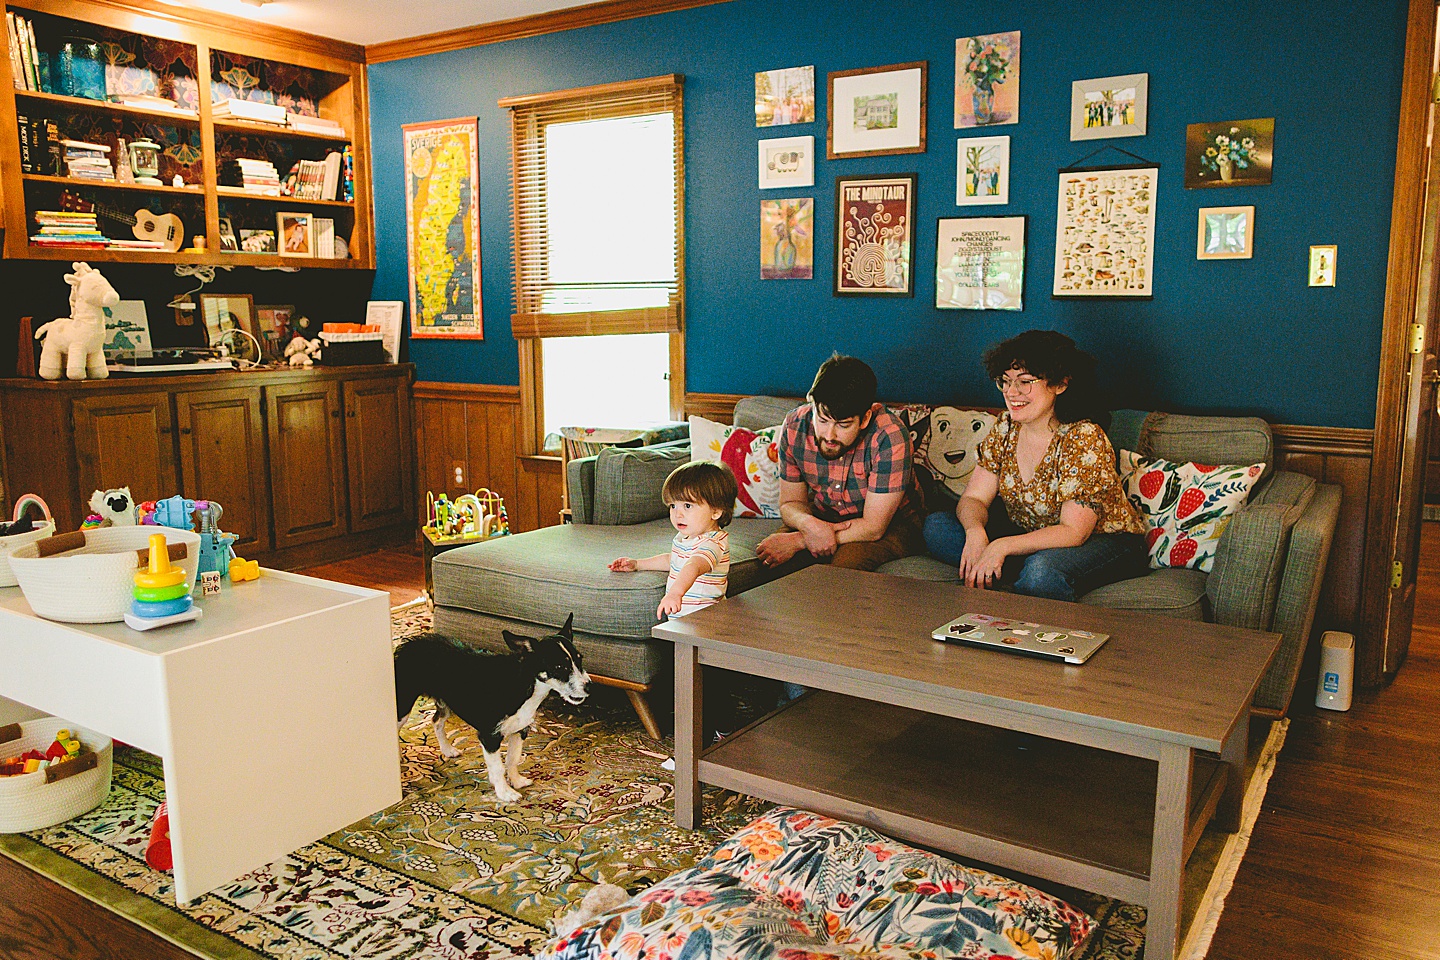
[818,439,852,460]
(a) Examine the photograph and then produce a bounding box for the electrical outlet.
[452,462,465,486]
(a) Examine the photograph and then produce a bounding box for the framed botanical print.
[827,62,927,159]
[936,215,1026,310]
[1309,245,1337,287]
[1053,165,1158,298]
[834,174,916,296]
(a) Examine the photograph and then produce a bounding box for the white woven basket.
[0,496,56,588]
[0,716,113,833]
[9,527,200,623]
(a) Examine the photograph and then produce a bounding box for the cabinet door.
[344,376,414,532]
[176,387,271,555]
[266,381,346,549]
[72,392,178,509]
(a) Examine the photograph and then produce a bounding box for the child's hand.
[609,557,638,572]
[657,592,684,618]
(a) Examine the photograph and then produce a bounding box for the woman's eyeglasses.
[994,375,1044,394]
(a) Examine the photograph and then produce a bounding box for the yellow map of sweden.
[412,136,467,324]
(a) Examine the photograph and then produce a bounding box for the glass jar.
[58,37,106,101]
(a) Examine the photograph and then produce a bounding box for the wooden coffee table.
[654,565,1281,960]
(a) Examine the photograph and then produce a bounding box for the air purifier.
[1315,631,1354,712]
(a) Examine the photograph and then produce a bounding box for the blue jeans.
[922,510,1147,603]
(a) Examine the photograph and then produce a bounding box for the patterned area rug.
[0,605,1280,960]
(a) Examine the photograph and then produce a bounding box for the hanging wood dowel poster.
[1052,165,1157,299]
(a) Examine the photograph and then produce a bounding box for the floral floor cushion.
[543,808,1096,960]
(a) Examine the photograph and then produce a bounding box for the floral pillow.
[689,415,782,519]
[1118,450,1265,572]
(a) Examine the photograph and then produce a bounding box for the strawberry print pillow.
[689,415,782,518]
[1118,450,1265,572]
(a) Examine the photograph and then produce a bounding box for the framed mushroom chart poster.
[1052,165,1158,299]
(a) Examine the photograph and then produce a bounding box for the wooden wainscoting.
[412,382,564,533]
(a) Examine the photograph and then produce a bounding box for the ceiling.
[170,0,588,47]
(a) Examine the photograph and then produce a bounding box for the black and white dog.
[394,615,589,802]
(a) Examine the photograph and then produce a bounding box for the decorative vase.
[971,86,994,124]
[1218,154,1234,183]
[773,235,797,271]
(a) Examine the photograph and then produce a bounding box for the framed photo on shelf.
[199,294,257,347]
[827,62,927,159]
[1053,165,1158,298]
[255,304,296,360]
[1196,206,1255,260]
[956,136,1009,205]
[239,228,277,253]
[217,216,239,252]
[404,116,483,340]
[758,135,814,189]
[1309,245,1337,287]
[1069,73,1148,140]
[834,173,916,296]
[936,215,1026,310]
[276,211,315,257]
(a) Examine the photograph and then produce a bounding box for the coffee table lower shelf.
[700,691,1225,906]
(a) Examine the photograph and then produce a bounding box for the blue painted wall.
[368,0,1409,429]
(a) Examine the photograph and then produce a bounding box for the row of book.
[285,152,344,201]
[218,157,282,195]
[16,112,60,175]
[213,98,347,139]
[28,210,163,251]
[6,12,41,93]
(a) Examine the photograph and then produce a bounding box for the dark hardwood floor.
[2,531,1439,959]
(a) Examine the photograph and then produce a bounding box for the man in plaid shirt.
[756,354,925,571]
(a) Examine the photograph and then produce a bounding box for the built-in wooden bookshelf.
[0,0,372,269]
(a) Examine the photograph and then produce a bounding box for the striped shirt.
[668,530,729,617]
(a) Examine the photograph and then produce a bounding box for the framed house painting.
[1196,206,1255,259]
[1070,73,1148,140]
[827,62,927,159]
[956,135,1009,205]
[1053,165,1158,298]
[834,173,916,296]
[936,215,1026,310]
[758,135,815,189]
[403,116,483,339]
[955,31,1019,128]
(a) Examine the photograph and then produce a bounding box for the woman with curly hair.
[923,330,1147,601]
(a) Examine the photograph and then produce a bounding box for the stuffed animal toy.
[87,487,137,526]
[34,262,120,380]
[284,335,322,367]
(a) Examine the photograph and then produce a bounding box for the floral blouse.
[976,414,1145,535]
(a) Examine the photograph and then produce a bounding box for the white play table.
[0,569,401,904]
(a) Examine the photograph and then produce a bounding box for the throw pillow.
[894,404,998,512]
[1119,450,1265,572]
[688,415,782,519]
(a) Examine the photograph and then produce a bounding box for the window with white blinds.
[501,75,685,338]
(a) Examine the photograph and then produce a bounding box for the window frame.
[501,74,686,455]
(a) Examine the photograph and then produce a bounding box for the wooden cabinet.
[344,376,414,532]
[0,365,414,567]
[176,386,270,554]
[266,379,346,550]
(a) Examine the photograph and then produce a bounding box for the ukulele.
[58,190,185,253]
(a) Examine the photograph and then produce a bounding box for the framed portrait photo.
[276,211,315,257]
[827,62,927,159]
[255,303,296,360]
[1196,206,1255,260]
[758,135,815,189]
[956,135,1009,205]
[834,173,916,296]
[936,215,1026,310]
[217,216,239,252]
[755,65,816,127]
[1070,73,1148,141]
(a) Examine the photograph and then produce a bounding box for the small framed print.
[1197,206,1254,260]
[827,62,927,159]
[1070,73,1148,141]
[957,135,1009,205]
[834,173,916,296]
[255,304,295,360]
[755,65,816,126]
[276,211,315,257]
[199,293,257,347]
[761,198,814,280]
[936,215,1026,311]
[1309,245,1337,287]
[758,135,814,189]
[217,216,239,252]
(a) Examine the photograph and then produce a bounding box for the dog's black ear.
[502,630,535,654]
[560,613,574,638]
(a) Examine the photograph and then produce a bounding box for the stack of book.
[283,152,343,200]
[63,139,114,181]
[30,210,107,249]
[288,113,346,139]
[6,12,41,93]
[107,93,197,118]
[213,98,287,126]
[220,157,282,195]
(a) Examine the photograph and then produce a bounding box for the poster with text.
[403,117,483,339]
[834,174,916,296]
[936,216,1025,310]
[1052,165,1157,298]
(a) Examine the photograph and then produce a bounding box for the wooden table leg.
[1147,741,1193,960]
[1214,716,1248,833]
[673,641,703,829]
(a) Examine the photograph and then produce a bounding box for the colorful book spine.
[16,111,31,173]
[23,17,39,91]
[15,15,33,91]
[6,13,24,91]
[341,145,354,202]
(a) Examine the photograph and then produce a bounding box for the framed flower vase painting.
[955,31,1019,128]
[1053,165,1158,298]
[1196,206,1254,260]
[827,62,927,159]
[1069,73,1148,140]
[758,135,814,189]
[760,198,814,280]
[834,174,916,296]
[1185,118,1274,188]
[936,215,1026,311]
[956,136,1009,205]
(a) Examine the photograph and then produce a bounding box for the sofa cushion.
[877,553,959,581]
[732,395,800,430]
[433,606,665,684]
[1081,567,1210,620]
[542,807,1095,960]
[593,443,692,526]
[1139,411,1273,469]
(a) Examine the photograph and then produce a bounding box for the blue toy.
[150,495,198,530]
[194,501,238,580]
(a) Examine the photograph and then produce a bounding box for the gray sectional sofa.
[431,396,1341,734]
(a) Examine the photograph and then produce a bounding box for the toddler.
[609,461,737,619]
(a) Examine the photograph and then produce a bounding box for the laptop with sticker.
[931,613,1111,665]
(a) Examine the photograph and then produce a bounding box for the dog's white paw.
[493,784,521,803]
[438,741,461,759]
[508,773,533,789]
